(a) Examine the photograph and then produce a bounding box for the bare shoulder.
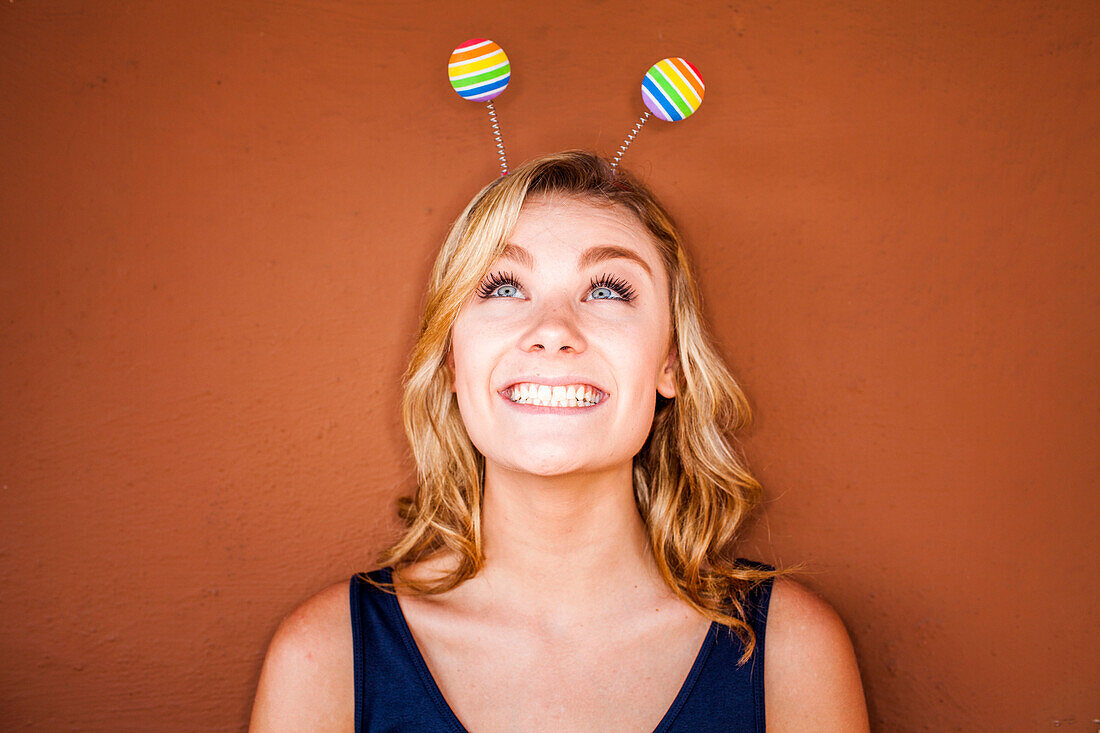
[763,576,870,732]
[248,579,354,733]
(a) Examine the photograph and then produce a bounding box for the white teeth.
[506,382,604,407]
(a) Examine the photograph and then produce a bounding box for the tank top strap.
[350,568,466,733]
[662,559,775,732]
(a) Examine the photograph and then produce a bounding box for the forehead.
[501,196,662,275]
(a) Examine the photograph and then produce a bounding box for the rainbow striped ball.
[641,57,705,121]
[448,39,510,102]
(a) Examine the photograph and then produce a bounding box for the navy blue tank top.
[350,563,774,732]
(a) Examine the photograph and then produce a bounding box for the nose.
[523,301,587,354]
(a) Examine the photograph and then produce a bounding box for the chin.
[489,452,620,478]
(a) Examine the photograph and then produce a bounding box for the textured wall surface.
[1,1,1096,730]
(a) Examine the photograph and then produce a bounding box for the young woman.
[249,151,869,732]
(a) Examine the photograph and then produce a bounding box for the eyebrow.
[499,243,653,278]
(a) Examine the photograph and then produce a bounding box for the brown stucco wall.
[1,1,1096,730]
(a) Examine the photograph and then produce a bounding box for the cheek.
[450,319,504,390]
[450,312,481,368]
[620,319,671,373]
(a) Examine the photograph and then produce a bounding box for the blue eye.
[476,272,525,299]
[588,274,636,302]
[474,271,637,303]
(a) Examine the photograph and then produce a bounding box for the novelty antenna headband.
[446,39,705,177]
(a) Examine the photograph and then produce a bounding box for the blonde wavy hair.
[362,150,783,663]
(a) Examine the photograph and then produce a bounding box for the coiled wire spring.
[486,100,508,176]
[610,112,651,174]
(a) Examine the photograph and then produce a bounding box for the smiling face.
[447,195,678,478]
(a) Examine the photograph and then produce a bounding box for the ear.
[445,347,456,393]
[657,345,677,399]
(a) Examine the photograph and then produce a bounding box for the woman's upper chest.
[395,591,714,733]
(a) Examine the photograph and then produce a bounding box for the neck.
[474,459,663,627]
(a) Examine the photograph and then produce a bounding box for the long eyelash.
[592,273,637,302]
[476,270,519,298]
[475,270,636,301]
